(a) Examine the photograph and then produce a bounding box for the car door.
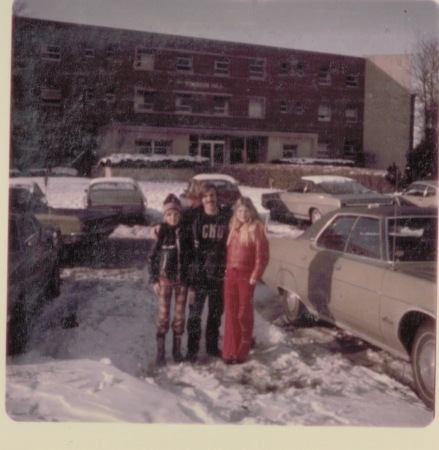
[280,179,315,219]
[327,216,385,341]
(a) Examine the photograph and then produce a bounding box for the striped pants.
[156,279,188,336]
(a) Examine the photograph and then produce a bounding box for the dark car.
[180,173,241,209]
[8,209,62,354]
[9,179,119,245]
[84,177,149,225]
[263,204,437,408]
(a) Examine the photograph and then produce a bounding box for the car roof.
[192,173,239,184]
[89,177,137,186]
[301,175,354,184]
[408,179,438,188]
[333,204,437,218]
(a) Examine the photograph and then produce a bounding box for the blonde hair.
[227,197,264,246]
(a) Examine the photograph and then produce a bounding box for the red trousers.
[222,268,255,362]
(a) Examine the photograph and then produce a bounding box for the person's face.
[164,209,181,226]
[202,188,218,214]
[236,205,251,224]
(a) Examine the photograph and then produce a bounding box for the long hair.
[227,197,264,246]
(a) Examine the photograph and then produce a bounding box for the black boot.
[185,333,199,362]
[156,333,166,367]
[173,333,184,363]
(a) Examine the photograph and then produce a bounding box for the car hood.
[392,262,437,283]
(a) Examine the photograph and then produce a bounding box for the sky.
[8,0,439,57]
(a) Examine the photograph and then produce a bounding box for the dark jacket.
[149,222,194,286]
[191,205,232,289]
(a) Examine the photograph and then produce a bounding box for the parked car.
[263,205,437,408]
[8,208,62,354]
[180,173,241,209]
[9,179,118,245]
[85,177,149,225]
[401,180,438,208]
[262,175,395,224]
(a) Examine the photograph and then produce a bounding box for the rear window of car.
[387,216,437,262]
[91,182,137,191]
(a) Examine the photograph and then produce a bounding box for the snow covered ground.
[2,176,438,450]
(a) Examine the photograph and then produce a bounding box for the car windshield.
[387,216,437,262]
[318,180,372,195]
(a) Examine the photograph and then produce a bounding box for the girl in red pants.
[222,197,269,364]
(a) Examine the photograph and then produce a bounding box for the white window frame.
[249,58,266,79]
[134,88,155,112]
[41,88,62,106]
[280,100,288,114]
[318,104,331,122]
[134,47,155,70]
[345,107,358,123]
[41,44,60,61]
[318,67,332,85]
[346,73,359,87]
[248,97,266,118]
[175,94,192,112]
[214,57,230,75]
[84,44,94,58]
[176,55,193,73]
[213,96,229,115]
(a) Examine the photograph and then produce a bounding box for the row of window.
[41,43,360,86]
[283,142,357,159]
[41,87,360,123]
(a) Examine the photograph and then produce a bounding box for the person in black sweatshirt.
[185,183,232,362]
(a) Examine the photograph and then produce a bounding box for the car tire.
[310,208,322,224]
[411,320,435,409]
[282,290,310,324]
[8,301,28,355]
[46,260,61,299]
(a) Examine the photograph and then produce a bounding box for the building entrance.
[198,139,225,167]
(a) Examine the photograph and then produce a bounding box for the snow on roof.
[192,173,239,184]
[302,175,354,183]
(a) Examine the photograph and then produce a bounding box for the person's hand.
[154,283,161,295]
[249,278,257,286]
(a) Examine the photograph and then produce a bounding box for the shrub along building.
[11,16,414,171]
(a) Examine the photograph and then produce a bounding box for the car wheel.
[8,301,28,355]
[282,290,306,323]
[411,320,435,409]
[310,208,322,224]
[46,260,61,299]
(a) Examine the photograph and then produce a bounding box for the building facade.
[11,16,413,170]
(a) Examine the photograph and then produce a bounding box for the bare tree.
[411,35,439,147]
[401,36,439,183]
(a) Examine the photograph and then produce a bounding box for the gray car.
[263,205,437,408]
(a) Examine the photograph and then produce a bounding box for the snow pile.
[98,153,210,168]
[3,177,436,447]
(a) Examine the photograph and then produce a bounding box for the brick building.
[11,16,413,170]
